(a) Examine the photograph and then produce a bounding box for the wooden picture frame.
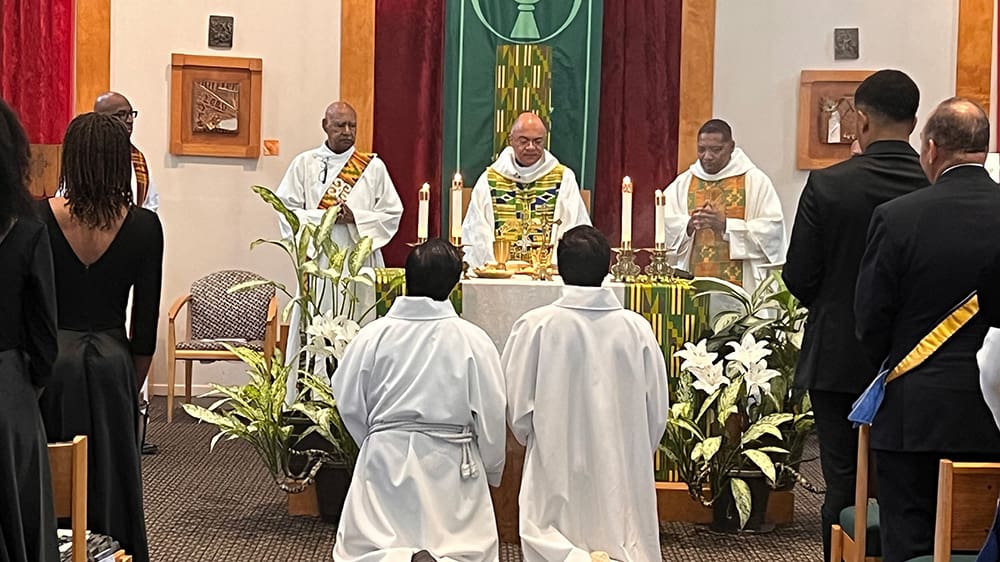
[170,54,262,158]
[797,70,874,170]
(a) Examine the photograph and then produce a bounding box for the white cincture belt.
[367,420,479,480]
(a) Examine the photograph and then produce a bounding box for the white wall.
[713,0,960,229]
[110,0,341,394]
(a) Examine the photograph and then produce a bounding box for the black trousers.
[812,390,860,562]
[875,449,1000,562]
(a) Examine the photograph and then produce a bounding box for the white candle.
[654,189,666,249]
[417,183,430,241]
[451,173,463,241]
[621,176,633,248]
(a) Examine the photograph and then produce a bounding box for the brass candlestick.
[451,237,470,279]
[643,247,675,281]
[610,244,641,282]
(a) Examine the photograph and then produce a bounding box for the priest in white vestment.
[275,101,402,394]
[661,119,785,292]
[462,112,591,269]
[331,240,506,562]
[978,254,1000,429]
[502,226,669,562]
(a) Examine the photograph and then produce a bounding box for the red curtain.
[1,0,74,143]
[594,0,683,249]
[372,0,445,267]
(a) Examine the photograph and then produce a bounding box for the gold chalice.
[492,239,512,270]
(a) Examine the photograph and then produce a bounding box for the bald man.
[62,92,159,212]
[274,101,402,384]
[461,113,591,269]
[855,98,1000,561]
[275,101,402,250]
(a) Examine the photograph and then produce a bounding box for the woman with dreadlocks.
[38,112,162,562]
[0,101,60,562]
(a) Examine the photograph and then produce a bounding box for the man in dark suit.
[783,69,928,560]
[855,97,1000,561]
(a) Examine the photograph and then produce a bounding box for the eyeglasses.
[319,160,329,184]
[111,110,138,120]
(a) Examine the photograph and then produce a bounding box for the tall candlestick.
[417,183,430,241]
[451,173,463,242]
[621,176,633,249]
[654,189,666,249]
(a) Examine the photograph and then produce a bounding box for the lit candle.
[451,173,463,242]
[621,176,633,249]
[654,189,666,249]
[417,183,430,241]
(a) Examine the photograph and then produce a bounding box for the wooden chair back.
[49,436,88,562]
[933,460,1000,559]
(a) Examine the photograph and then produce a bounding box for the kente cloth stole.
[487,165,563,260]
[848,292,979,426]
[131,146,150,205]
[318,151,375,210]
[687,174,747,285]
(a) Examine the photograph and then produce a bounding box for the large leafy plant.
[183,185,377,490]
[692,272,814,487]
[662,332,795,528]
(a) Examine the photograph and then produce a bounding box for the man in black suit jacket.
[855,97,1000,561]
[783,69,927,560]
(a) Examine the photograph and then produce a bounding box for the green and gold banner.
[442,0,603,229]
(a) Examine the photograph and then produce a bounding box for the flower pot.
[710,470,774,533]
[287,414,353,523]
[314,461,352,523]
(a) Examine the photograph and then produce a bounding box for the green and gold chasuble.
[487,164,564,261]
[688,174,747,286]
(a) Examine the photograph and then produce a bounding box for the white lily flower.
[304,313,361,360]
[725,333,772,370]
[673,340,718,373]
[691,361,730,395]
[744,360,781,399]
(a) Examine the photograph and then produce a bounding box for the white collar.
[490,146,560,183]
[553,286,623,311]
[385,296,458,320]
[314,143,355,163]
[940,162,985,177]
[689,147,756,181]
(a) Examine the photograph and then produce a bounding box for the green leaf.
[668,417,706,440]
[228,279,273,294]
[717,378,743,426]
[251,238,295,259]
[731,478,753,529]
[696,387,722,421]
[701,436,722,462]
[755,446,790,454]
[712,310,742,334]
[313,205,340,255]
[297,223,316,264]
[328,248,349,275]
[347,237,374,277]
[252,184,300,235]
[740,414,794,446]
[742,449,777,482]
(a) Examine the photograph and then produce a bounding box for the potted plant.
[183,185,379,521]
[663,329,796,532]
[693,273,816,491]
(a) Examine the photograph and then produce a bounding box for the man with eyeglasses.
[274,101,403,368]
[94,91,159,212]
[462,112,591,269]
[660,119,785,293]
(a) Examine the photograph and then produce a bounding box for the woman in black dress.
[38,112,163,562]
[0,100,60,562]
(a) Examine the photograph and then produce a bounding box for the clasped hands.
[336,203,356,224]
[686,202,726,236]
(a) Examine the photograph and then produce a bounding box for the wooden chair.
[904,460,1000,561]
[830,424,881,562]
[166,269,278,421]
[49,436,87,562]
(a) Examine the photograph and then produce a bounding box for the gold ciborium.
[492,239,512,270]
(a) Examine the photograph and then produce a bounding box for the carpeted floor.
[142,397,825,561]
